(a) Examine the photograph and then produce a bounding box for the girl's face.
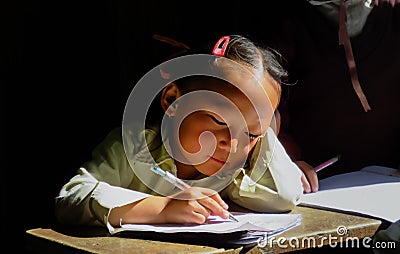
[165,67,279,178]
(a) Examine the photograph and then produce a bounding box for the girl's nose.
[218,136,238,153]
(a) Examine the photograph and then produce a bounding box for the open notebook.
[300,165,400,223]
[111,213,302,248]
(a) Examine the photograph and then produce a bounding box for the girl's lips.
[210,157,226,164]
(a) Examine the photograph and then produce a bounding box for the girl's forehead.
[202,73,275,109]
[181,83,274,130]
[179,61,278,123]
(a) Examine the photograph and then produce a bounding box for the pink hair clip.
[212,36,230,56]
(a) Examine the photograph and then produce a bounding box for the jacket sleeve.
[54,128,151,230]
[221,128,304,212]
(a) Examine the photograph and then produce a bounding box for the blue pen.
[150,164,239,222]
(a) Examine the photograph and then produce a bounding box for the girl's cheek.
[237,140,254,154]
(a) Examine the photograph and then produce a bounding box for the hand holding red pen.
[296,160,319,193]
[295,155,340,193]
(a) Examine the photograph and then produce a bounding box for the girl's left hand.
[295,160,319,193]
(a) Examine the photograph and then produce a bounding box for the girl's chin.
[196,162,233,176]
[192,158,244,176]
[194,164,222,177]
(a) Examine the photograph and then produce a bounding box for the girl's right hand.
[161,187,230,224]
[109,187,230,226]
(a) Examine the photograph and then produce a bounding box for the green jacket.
[55,124,303,233]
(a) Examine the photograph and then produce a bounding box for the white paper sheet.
[113,213,302,234]
[300,167,400,223]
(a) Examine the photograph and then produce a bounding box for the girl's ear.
[161,82,181,116]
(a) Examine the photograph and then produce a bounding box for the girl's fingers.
[197,188,229,218]
[204,190,229,209]
[304,168,319,192]
[301,173,311,193]
[164,199,209,224]
[197,195,229,219]
[194,202,211,216]
[170,187,229,221]
[296,160,319,193]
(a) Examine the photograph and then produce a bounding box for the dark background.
[2,0,297,250]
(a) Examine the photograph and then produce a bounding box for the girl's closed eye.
[245,132,262,141]
[209,114,227,126]
[208,114,262,141]
[209,115,263,141]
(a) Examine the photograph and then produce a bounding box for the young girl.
[55,35,303,232]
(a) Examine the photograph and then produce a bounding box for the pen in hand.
[314,155,341,173]
[150,164,239,222]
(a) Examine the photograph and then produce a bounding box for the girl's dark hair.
[145,34,288,128]
[222,35,287,95]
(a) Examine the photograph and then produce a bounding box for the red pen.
[314,155,341,173]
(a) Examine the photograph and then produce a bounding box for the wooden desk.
[26,206,381,254]
[247,205,382,253]
[26,227,240,253]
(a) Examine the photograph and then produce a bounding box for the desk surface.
[250,205,381,253]
[26,206,381,254]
